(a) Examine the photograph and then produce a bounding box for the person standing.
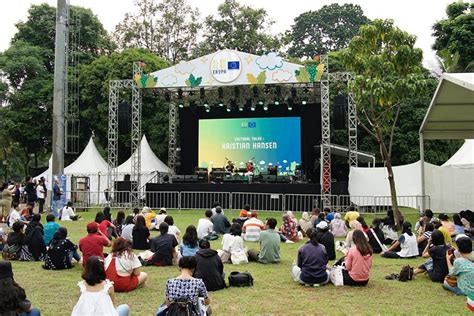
[1,182,16,223]
[51,180,62,218]
[24,176,37,206]
[35,179,46,214]
[248,218,281,264]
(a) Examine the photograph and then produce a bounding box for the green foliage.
[114,0,200,64]
[287,4,370,58]
[432,2,474,72]
[185,73,202,88]
[193,0,281,56]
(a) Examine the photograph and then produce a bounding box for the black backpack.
[228,271,253,287]
[398,265,414,282]
[166,299,198,316]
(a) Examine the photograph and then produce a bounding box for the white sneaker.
[285,240,294,244]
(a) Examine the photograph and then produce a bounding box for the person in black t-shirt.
[149,222,178,266]
[414,229,450,282]
[367,218,386,253]
[315,221,336,261]
[194,239,226,291]
[132,216,150,250]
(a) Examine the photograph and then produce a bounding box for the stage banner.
[199,117,301,174]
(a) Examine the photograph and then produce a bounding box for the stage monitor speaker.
[262,175,277,183]
[171,175,185,183]
[277,175,291,183]
[124,174,131,181]
[185,175,198,183]
[333,93,347,130]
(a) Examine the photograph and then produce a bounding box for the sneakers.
[285,240,294,244]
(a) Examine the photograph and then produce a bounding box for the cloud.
[174,61,195,75]
[272,69,292,82]
[160,74,178,86]
[255,52,283,70]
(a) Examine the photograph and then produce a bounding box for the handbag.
[2,243,21,260]
[230,249,248,265]
[398,265,414,282]
[228,271,253,287]
[370,229,388,252]
[444,275,457,287]
[330,265,344,286]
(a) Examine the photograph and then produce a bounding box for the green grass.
[8,209,470,315]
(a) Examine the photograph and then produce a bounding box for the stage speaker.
[185,175,198,183]
[171,175,185,183]
[124,174,131,181]
[333,93,346,130]
[118,101,131,134]
[262,175,277,183]
[268,166,277,176]
[277,175,291,183]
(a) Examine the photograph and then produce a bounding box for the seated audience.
[180,225,199,257]
[310,208,321,227]
[367,218,386,254]
[382,217,398,245]
[132,207,140,223]
[121,215,135,243]
[443,235,473,296]
[155,208,167,228]
[344,206,360,224]
[79,222,111,267]
[330,213,347,237]
[248,218,280,264]
[233,205,251,227]
[315,221,336,260]
[95,211,116,239]
[103,206,113,222]
[439,213,456,237]
[19,203,34,222]
[292,228,329,286]
[4,222,27,260]
[298,212,312,236]
[242,212,265,242]
[43,227,80,270]
[0,261,41,316]
[61,202,80,221]
[194,239,226,291]
[141,207,156,230]
[356,216,370,234]
[149,222,178,266]
[211,207,231,235]
[105,237,148,292]
[164,216,181,241]
[417,222,434,254]
[9,203,27,227]
[24,214,46,261]
[414,230,449,282]
[220,223,245,263]
[281,212,300,242]
[132,215,150,250]
[211,201,223,216]
[415,209,434,232]
[381,222,419,259]
[453,214,465,235]
[344,220,366,253]
[343,229,373,286]
[71,256,130,316]
[113,211,126,237]
[325,207,336,222]
[197,210,215,240]
[433,219,452,245]
[43,214,60,246]
[156,256,210,316]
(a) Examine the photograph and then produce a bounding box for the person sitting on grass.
[220,223,245,263]
[330,212,347,237]
[292,228,330,286]
[0,261,41,316]
[439,213,456,237]
[194,239,226,291]
[179,225,199,258]
[71,256,130,316]
[415,209,434,233]
[414,229,449,282]
[233,205,251,227]
[132,207,140,223]
[24,214,46,261]
[141,207,156,230]
[382,213,398,245]
[248,218,280,264]
[298,212,312,236]
[356,216,370,234]
[381,222,419,259]
[104,237,148,292]
[155,207,167,228]
[156,256,210,316]
[79,222,111,268]
[343,220,367,254]
[211,206,231,235]
[367,218,386,254]
[443,235,474,296]
[120,215,134,243]
[281,211,301,242]
[43,214,60,246]
[4,222,27,260]
[132,216,150,250]
[113,211,126,237]
[315,221,336,260]
[197,210,215,240]
[342,229,373,286]
[61,201,80,221]
[43,227,80,270]
[417,222,435,255]
[149,222,178,266]
[164,215,181,241]
[95,211,116,239]
[344,206,360,224]
[19,203,34,222]
[10,203,28,226]
[242,212,265,242]
[453,214,465,235]
[103,206,113,222]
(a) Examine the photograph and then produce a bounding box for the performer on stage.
[225,160,235,173]
[245,161,254,183]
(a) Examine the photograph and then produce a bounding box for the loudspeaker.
[171,175,185,183]
[277,175,291,183]
[185,175,198,183]
[262,175,277,183]
[118,101,131,134]
[333,94,346,130]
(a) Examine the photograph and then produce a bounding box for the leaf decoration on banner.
[185,74,202,87]
[146,75,158,88]
[295,67,310,82]
[134,73,141,86]
[140,74,148,87]
[134,73,158,88]
[316,64,325,81]
[256,71,266,84]
[247,73,258,84]
[307,64,317,82]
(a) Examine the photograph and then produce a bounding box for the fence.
[63,190,430,213]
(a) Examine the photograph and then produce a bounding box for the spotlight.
[263,104,268,111]
[251,105,256,111]
[203,101,209,107]
[301,100,307,105]
[274,100,280,106]
[287,97,294,111]
[177,88,184,107]
[178,103,184,108]
[218,102,224,107]
[226,105,231,112]
[258,100,264,106]
[205,107,210,113]
[239,105,244,111]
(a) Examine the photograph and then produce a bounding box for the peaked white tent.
[442,139,474,168]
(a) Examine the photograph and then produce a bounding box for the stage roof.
[420,73,474,139]
[137,49,325,89]
[329,143,375,164]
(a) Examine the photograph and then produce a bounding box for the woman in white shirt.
[61,202,79,221]
[71,256,130,316]
[219,222,245,263]
[121,215,135,242]
[164,215,181,241]
[104,237,148,292]
[381,222,419,259]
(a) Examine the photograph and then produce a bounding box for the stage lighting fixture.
[200,88,205,99]
[226,105,231,112]
[177,89,184,107]
[291,87,297,98]
[263,104,268,111]
[301,100,307,105]
[218,101,224,107]
[164,92,171,102]
[258,100,264,106]
[178,103,184,108]
[274,100,280,106]
[253,86,259,97]
[239,105,244,111]
[205,107,210,113]
[287,97,294,111]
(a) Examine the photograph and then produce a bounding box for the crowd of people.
[1,187,473,314]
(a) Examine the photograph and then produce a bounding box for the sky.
[0,0,456,70]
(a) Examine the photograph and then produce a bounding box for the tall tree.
[341,19,426,226]
[432,2,474,72]
[114,0,200,64]
[193,0,281,56]
[287,4,370,59]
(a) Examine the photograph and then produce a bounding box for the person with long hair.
[367,218,386,254]
[104,237,148,292]
[71,256,130,316]
[120,215,135,243]
[0,261,41,315]
[356,216,370,234]
[292,228,330,286]
[132,215,150,250]
[414,230,449,282]
[180,225,199,257]
[103,206,113,222]
[417,222,435,255]
[281,212,300,242]
[43,227,80,270]
[381,222,419,258]
[23,214,46,261]
[453,214,465,235]
[95,211,116,239]
[220,222,245,263]
[164,215,181,241]
[113,210,126,237]
[343,229,373,286]
[344,220,368,254]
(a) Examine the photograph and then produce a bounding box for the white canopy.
[442,139,474,168]
[65,137,108,174]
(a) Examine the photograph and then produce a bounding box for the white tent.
[442,139,474,168]
[116,135,171,187]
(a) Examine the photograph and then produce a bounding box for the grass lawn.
[7,209,470,315]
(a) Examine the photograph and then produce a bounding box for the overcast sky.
[0,0,455,70]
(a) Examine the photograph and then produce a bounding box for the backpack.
[166,299,198,316]
[398,265,414,282]
[2,243,21,260]
[228,271,253,287]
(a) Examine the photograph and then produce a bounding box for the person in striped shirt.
[243,213,265,242]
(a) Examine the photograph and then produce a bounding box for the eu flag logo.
[227,61,240,70]
[248,122,256,128]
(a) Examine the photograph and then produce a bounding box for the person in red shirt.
[95,211,117,239]
[79,222,111,267]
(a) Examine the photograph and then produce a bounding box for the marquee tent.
[442,139,474,168]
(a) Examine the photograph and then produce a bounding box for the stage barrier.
[64,190,430,213]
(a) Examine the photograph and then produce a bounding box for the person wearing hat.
[316,221,336,260]
[155,207,167,229]
[79,222,111,267]
[0,261,41,315]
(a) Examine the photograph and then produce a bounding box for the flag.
[228,61,240,70]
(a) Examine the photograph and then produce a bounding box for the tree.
[432,2,474,72]
[114,0,200,64]
[341,19,426,227]
[193,0,281,56]
[287,4,370,59]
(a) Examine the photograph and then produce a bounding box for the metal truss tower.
[167,103,178,173]
[320,54,331,206]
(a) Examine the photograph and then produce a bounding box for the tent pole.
[420,132,425,212]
